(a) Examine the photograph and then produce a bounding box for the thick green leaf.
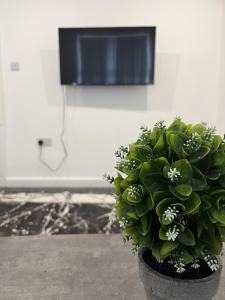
[178,228,195,246]
[200,195,212,211]
[153,191,171,207]
[193,242,205,258]
[152,243,164,260]
[206,169,220,180]
[175,184,192,197]
[141,173,167,194]
[140,159,168,179]
[160,241,179,256]
[172,159,192,184]
[115,198,139,220]
[218,167,225,175]
[169,133,186,158]
[150,127,164,146]
[201,220,223,255]
[156,198,185,225]
[155,157,170,168]
[168,119,187,133]
[180,248,194,264]
[211,136,222,153]
[128,143,152,162]
[183,192,201,215]
[190,123,206,135]
[169,185,189,201]
[153,134,165,153]
[140,162,156,177]
[141,231,154,249]
[120,179,129,191]
[126,209,139,220]
[202,140,212,148]
[126,169,140,184]
[207,210,219,224]
[197,215,204,238]
[156,198,175,217]
[207,224,223,254]
[115,159,140,175]
[189,146,210,163]
[210,189,225,197]
[212,232,224,255]
[124,226,142,244]
[195,154,211,174]
[217,225,225,242]
[137,215,151,236]
[218,175,225,188]
[216,195,225,210]
[211,151,225,169]
[208,207,225,225]
[159,226,168,240]
[191,166,207,191]
[163,165,170,180]
[135,202,149,217]
[114,176,123,195]
[146,195,154,210]
[122,186,143,205]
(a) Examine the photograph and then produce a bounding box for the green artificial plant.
[105,118,225,273]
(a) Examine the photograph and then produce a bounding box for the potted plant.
[105,118,225,300]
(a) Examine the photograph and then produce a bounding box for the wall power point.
[37,138,53,147]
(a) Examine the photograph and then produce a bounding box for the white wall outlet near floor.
[37,138,53,147]
[10,62,20,71]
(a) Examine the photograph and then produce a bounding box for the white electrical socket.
[38,138,53,147]
[10,62,20,71]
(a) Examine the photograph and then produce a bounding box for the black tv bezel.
[58,26,156,86]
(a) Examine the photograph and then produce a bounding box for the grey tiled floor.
[0,234,224,300]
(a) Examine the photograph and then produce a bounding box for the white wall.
[218,0,225,135]
[0,0,224,188]
[0,32,6,186]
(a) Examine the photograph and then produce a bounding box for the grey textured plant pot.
[138,247,222,300]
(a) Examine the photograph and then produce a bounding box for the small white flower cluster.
[114,146,128,159]
[128,185,142,200]
[168,259,174,265]
[163,206,179,222]
[146,153,158,161]
[222,134,225,145]
[103,174,114,184]
[183,132,201,154]
[166,225,180,241]
[168,167,181,183]
[203,254,219,271]
[140,125,149,132]
[131,243,140,255]
[174,258,186,274]
[122,235,130,243]
[119,217,129,229]
[108,208,117,224]
[191,259,200,269]
[119,221,125,228]
[154,120,166,129]
[139,132,150,145]
[139,125,151,144]
[202,124,216,142]
[117,159,139,172]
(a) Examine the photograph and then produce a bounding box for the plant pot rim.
[138,247,222,284]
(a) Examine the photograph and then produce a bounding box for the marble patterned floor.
[0,192,121,236]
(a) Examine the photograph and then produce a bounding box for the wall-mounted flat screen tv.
[58,27,156,85]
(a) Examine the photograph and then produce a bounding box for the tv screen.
[58,27,156,85]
